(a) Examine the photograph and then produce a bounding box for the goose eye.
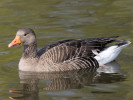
[24,33,28,36]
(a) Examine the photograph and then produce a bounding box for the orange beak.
[8,36,21,47]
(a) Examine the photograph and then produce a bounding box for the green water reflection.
[0,0,132,99]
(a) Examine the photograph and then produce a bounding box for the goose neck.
[23,43,38,58]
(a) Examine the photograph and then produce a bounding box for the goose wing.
[39,36,118,62]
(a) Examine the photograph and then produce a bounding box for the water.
[0,0,133,99]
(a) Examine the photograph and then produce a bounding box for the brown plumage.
[8,28,119,72]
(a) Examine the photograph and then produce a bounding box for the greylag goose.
[8,28,131,72]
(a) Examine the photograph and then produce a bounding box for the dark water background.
[0,0,133,100]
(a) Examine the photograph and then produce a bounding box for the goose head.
[8,28,36,47]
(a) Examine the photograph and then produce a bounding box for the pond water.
[0,0,133,100]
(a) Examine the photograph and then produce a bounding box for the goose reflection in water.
[9,61,126,100]
[97,61,122,74]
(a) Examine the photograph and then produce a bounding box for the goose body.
[8,28,131,72]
